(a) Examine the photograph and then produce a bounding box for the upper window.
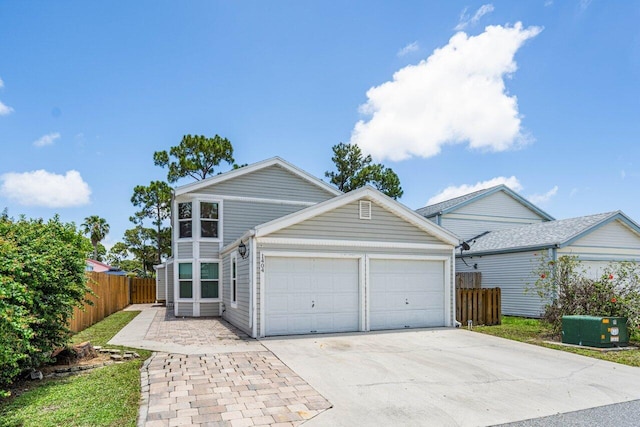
[178,202,192,238]
[230,254,237,305]
[200,202,219,238]
[178,263,193,298]
[201,262,219,299]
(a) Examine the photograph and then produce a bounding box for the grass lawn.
[474,316,640,367]
[0,311,151,427]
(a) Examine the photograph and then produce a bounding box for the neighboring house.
[417,187,640,317]
[85,259,127,276]
[416,185,554,242]
[156,157,459,338]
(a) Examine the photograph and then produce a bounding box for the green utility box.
[562,315,629,348]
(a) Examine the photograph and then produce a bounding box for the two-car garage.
[263,255,449,336]
[252,187,458,338]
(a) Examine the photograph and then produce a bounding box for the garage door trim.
[259,251,365,337]
[365,254,452,331]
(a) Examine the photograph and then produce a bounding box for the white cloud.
[579,0,592,11]
[427,176,522,205]
[0,170,91,208]
[350,22,542,161]
[527,185,558,204]
[33,132,61,147]
[455,4,495,31]
[397,41,420,57]
[0,77,13,116]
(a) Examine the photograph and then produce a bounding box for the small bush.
[530,255,640,337]
[0,215,92,396]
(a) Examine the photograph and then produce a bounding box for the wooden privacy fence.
[69,272,131,333]
[456,287,502,326]
[69,273,157,333]
[456,272,482,289]
[131,278,156,304]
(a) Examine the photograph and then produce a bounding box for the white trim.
[198,259,222,302]
[258,251,454,336]
[230,252,238,308]
[254,186,459,246]
[174,157,342,197]
[257,237,454,251]
[175,260,195,302]
[174,196,223,245]
[258,250,365,338]
[184,193,317,207]
[250,236,257,337]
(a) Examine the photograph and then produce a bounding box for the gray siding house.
[416,185,554,242]
[157,157,459,337]
[417,186,640,317]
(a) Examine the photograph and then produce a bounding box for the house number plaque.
[260,254,265,273]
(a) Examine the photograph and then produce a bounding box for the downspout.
[551,246,558,301]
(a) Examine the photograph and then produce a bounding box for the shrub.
[0,215,92,396]
[530,255,640,337]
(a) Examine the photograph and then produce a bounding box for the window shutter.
[359,200,372,220]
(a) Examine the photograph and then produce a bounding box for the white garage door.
[265,257,360,336]
[369,259,445,330]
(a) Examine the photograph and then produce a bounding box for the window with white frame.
[200,201,219,238]
[178,263,193,298]
[200,262,219,299]
[178,202,193,238]
[230,254,237,306]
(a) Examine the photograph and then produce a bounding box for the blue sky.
[1,1,639,250]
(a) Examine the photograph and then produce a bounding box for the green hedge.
[0,215,91,396]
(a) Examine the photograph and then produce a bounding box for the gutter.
[455,243,561,258]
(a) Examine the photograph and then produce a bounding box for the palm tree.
[82,215,110,260]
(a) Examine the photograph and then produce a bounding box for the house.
[155,157,459,338]
[417,187,640,317]
[85,259,127,276]
[416,185,554,242]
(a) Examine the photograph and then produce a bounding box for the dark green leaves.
[154,134,235,183]
[325,142,403,199]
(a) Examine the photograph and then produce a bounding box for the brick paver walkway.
[146,309,254,347]
[136,307,331,426]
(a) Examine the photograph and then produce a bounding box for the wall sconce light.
[238,241,249,259]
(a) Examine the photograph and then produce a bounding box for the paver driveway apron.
[109,305,331,427]
[262,328,640,427]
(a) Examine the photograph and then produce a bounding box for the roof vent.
[359,200,372,220]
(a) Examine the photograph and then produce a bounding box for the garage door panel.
[268,315,313,335]
[265,257,359,336]
[370,259,445,330]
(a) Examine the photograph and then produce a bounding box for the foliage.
[153,134,235,183]
[0,311,150,427]
[105,242,130,268]
[81,216,110,261]
[325,142,403,199]
[0,216,91,395]
[130,180,172,264]
[122,226,157,277]
[529,255,640,336]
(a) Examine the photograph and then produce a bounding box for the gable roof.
[462,211,640,255]
[174,156,342,197]
[417,184,555,221]
[252,185,460,246]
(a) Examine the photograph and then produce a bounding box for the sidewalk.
[109,304,331,427]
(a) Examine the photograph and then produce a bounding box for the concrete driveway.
[262,328,640,427]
